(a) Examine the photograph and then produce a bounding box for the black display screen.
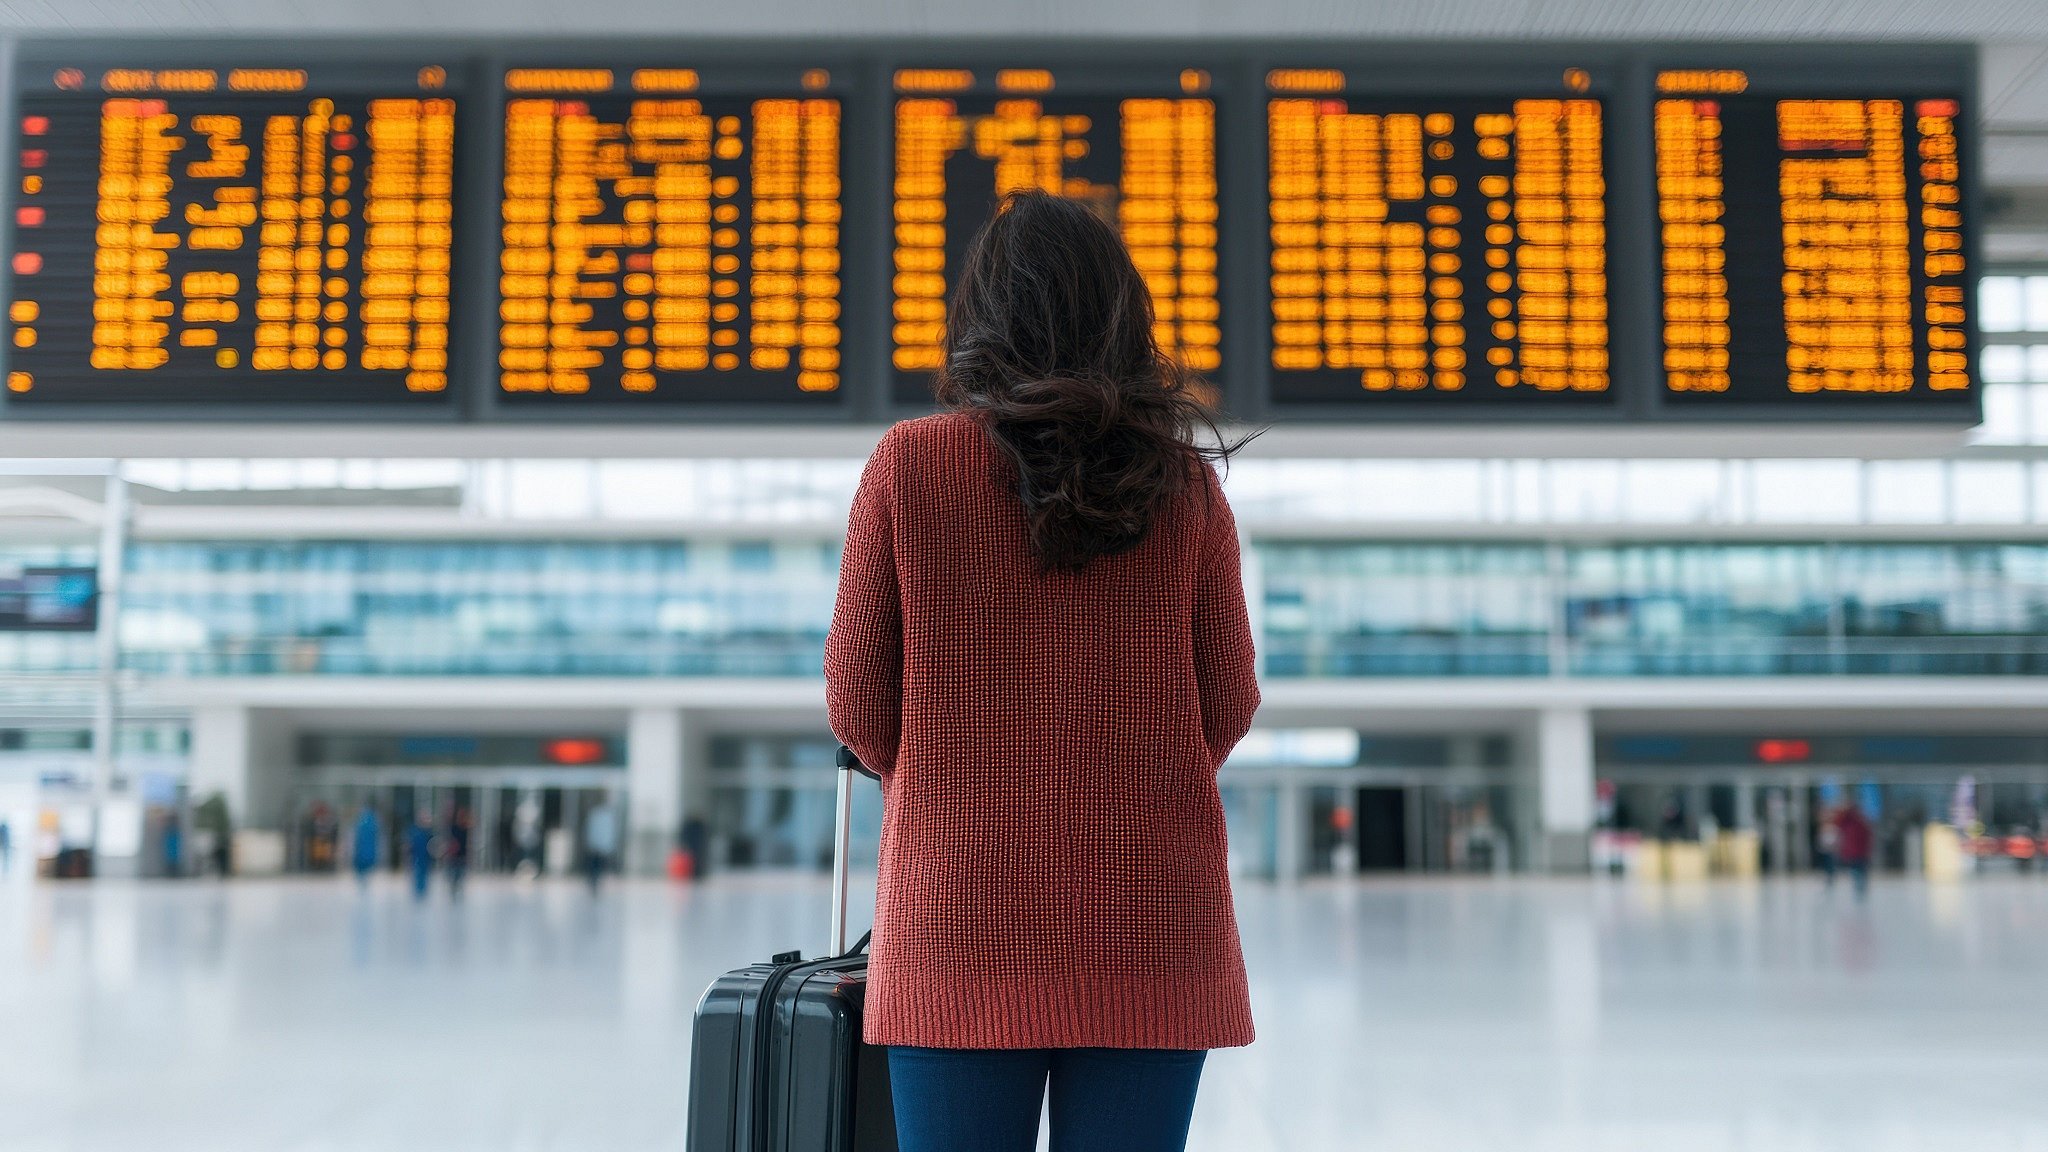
[1652,72,1974,411]
[889,65,1222,406]
[6,63,458,408]
[495,66,846,407]
[1263,69,1614,409]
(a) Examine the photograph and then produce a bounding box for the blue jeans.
[888,1046,1206,1152]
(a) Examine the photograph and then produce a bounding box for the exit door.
[1355,787,1408,871]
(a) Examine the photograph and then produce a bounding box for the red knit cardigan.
[825,412,1259,1050]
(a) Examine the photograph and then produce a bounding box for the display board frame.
[1238,43,1649,424]
[470,43,885,423]
[0,38,484,422]
[874,46,1252,419]
[0,37,1983,427]
[1633,42,1983,423]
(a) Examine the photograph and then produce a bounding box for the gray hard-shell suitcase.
[686,748,897,1152]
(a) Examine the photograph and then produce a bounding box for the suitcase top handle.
[835,744,880,782]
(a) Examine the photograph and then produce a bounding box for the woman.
[826,191,1260,1152]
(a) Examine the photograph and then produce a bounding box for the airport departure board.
[0,43,1982,424]
[6,62,457,407]
[890,65,1221,405]
[497,66,844,406]
[1652,69,1974,410]
[1265,69,1612,408]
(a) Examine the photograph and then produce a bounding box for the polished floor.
[4,871,2048,1151]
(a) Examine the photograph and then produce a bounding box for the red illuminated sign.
[1755,739,1811,763]
[544,738,609,766]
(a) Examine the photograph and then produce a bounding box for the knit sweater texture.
[825,412,1259,1050]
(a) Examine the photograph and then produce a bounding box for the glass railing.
[121,636,827,677]
[1261,634,1551,677]
[1568,635,2048,677]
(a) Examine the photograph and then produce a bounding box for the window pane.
[1623,460,1724,522]
[1976,383,2026,444]
[2028,276,2048,332]
[1751,460,1859,522]
[1982,345,2025,382]
[1866,461,1946,523]
[2028,385,2048,445]
[1953,461,2027,523]
[1981,275,2023,331]
[1547,460,1624,522]
[2029,345,2048,382]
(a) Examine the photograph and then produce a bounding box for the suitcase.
[686,747,897,1152]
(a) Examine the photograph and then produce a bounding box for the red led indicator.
[19,116,48,136]
[11,252,42,275]
[18,149,45,169]
[1756,739,1812,764]
[15,207,43,227]
[1916,98,1958,118]
[543,738,608,766]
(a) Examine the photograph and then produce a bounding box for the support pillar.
[1274,779,1304,882]
[1536,707,1595,872]
[625,708,684,875]
[188,705,290,830]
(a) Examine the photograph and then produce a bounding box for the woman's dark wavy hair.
[936,190,1251,572]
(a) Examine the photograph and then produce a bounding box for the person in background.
[1817,802,1842,888]
[1835,801,1874,900]
[406,811,435,901]
[680,813,709,882]
[195,793,232,877]
[351,805,382,889]
[582,798,619,894]
[1658,796,1688,842]
[0,819,11,877]
[162,811,182,878]
[445,806,472,899]
[512,794,543,878]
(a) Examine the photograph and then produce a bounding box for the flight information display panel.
[1653,70,1973,409]
[6,62,457,407]
[497,66,844,406]
[890,65,1221,405]
[1265,69,1612,408]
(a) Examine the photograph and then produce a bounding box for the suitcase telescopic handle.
[829,745,877,957]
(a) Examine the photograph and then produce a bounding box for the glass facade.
[1266,542,2048,677]
[0,537,2041,679]
[121,540,838,676]
[1259,544,1551,676]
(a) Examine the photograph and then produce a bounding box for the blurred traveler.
[162,812,182,878]
[196,793,231,877]
[826,191,1258,1152]
[1658,797,1687,842]
[582,800,619,893]
[1835,803,1873,900]
[406,811,435,901]
[304,802,339,872]
[445,807,472,898]
[1818,803,1842,888]
[512,794,543,878]
[351,806,381,888]
[0,819,10,876]
[680,813,709,881]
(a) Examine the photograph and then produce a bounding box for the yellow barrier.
[1624,838,1666,881]
[1923,823,1965,882]
[1664,841,1709,882]
[1711,830,1761,877]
